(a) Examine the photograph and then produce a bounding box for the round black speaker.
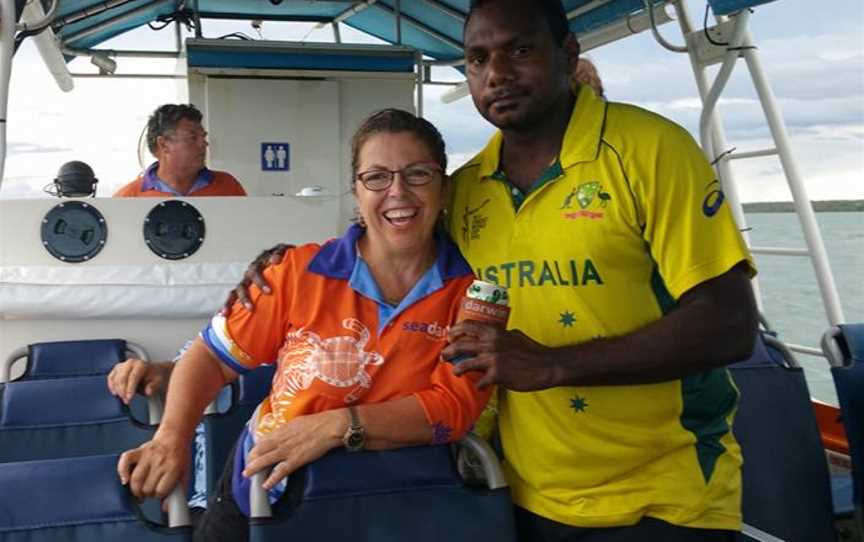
[143,200,206,260]
[40,201,108,263]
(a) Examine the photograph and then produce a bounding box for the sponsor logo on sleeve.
[702,180,726,217]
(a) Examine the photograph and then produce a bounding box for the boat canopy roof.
[42,0,777,62]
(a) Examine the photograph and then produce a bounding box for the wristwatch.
[342,406,365,452]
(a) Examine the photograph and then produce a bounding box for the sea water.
[745,212,863,405]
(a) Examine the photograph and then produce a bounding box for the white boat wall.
[2,37,418,367]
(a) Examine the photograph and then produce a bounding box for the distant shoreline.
[743,200,863,213]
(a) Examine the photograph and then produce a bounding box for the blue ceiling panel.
[432,0,469,12]
[345,7,463,61]
[708,0,777,15]
[377,0,465,44]
[568,0,654,35]
[43,1,780,63]
[195,0,353,20]
[57,0,179,50]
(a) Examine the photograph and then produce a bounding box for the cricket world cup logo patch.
[461,198,491,246]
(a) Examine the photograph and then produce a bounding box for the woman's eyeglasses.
[356,164,443,191]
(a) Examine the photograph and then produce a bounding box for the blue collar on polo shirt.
[308,223,472,333]
[141,162,214,196]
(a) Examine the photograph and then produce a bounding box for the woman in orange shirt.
[117,109,489,542]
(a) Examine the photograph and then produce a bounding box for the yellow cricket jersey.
[447,85,755,530]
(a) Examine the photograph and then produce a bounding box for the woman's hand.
[243,409,347,490]
[221,243,293,315]
[117,434,190,500]
[107,359,173,404]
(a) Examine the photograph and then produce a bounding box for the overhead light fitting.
[90,53,117,75]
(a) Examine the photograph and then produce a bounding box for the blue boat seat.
[248,434,516,542]
[2,338,144,380]
[0,374,156,463]
[823,323,864,535]
[0,453,191,541]
[202,364,276,498]
[730,331,836,542]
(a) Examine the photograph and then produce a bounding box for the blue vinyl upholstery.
[826,324,864,531]
[0,375,155,462]
[0,340,155,463]
[26,339,127,378]
[730,332,836,542]
[203,365,276,495]
[303,445,462,500]
[0,454,191,541]
[250,445,516,542]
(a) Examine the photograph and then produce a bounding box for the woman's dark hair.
[466,0,570,47]
[350,108,447,185]
[146,103,203,155]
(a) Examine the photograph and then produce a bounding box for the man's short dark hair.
[146,103,203,155]
[466,0,570,46]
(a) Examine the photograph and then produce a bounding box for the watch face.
[347,431,365,449]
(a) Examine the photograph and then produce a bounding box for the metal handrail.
[820,327,846,368]
[125,341,169,424]
[698,9,750,167]
[749,247,810,257]
[672,0,761,308]
[250,470,273,519]
[741,522,786,542]
[787,344,827,359]
[166,484,192,527]
[457,433,508,490]
[643,0,687,52]
[763,334,800,369]
[738,33,846,327]
[1,346,27,382]
[728,148,778,160]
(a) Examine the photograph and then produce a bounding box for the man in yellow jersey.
[226,1,757,539]
[440,0,758,540]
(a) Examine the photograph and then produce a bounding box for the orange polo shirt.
[202,225,489,445]
[114,163,246,197]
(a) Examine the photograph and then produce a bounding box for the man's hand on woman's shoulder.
[222,243,293,315]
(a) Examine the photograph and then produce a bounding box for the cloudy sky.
[3,0,862,202]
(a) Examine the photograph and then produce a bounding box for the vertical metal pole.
[166,485,191,527]
[250,471,273,519]
[192,0,202,38]
[672,0,762,308]
[740,32,845,325]
[175,20,182,51]
[415,52,424,117]
[173,0,182,49]
[0,0,15,188]
[332,22,342,43]
[395,0,403,45]
[698,10,749,162]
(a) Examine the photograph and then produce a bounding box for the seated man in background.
[114,103,246,197]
